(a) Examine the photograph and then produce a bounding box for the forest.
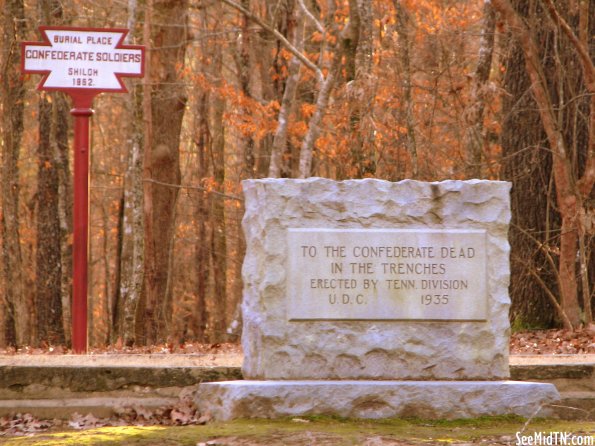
[0,0,593,348]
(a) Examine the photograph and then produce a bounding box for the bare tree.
[393,0,418,178]
[1,0,31,346]
[495,0,594,328]
[34,0,68,347]
[209,2,228,340]
[193,90,210,342]
[222,0,355,179]
[140,0,189,343]
[268,4,305,177]
[112,0,145,346]
[463,0,496,179]
[346,0,377,178]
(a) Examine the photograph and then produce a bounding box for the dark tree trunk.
[194,92,210,342]
[464,0,496,179]
[1,0,29,347]
[36,92,66,346]
[393,0,417,178]
[500,0,594,328]
[53,90,73,347]
[210,38,228,342]
[35,0,68,347]
[141,0,189,344]
[237,0,256,177]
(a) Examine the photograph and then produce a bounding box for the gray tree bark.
[463,0,496,179]
[269,6,304,178]
[1,0,30,347]
[35,0,67,347]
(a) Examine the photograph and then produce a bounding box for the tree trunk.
[463,0,496,179]
[36,92,66,346]
[237,0,256,178]
[112,0,145,347]
[193,90,210,342]
[141,0,189,344]
[499,0,563,328]
[1,0,30,347]
[35,0,68,347]
[347,0,376,178]
[496,0,594,328]
[259,1,288,176]
[269,5,304,178]
[210,32,228,342]
[393,0,418,178]
[55,91,73,347]
[119,140,145,346]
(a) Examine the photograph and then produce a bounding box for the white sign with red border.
[22,26,144,93]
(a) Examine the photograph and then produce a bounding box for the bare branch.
[541,0,594,91]
[512,222,563,298]
[540,0,595,201]
[492,0,573,188]
[492,0,595,327]
[297,0,324,34]
[269,6,305,177]
[511,212,575,329]
[221,0,323,82]
[526,268,574,330]
[143,178,243,202]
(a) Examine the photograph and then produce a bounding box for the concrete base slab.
[196,380,560,421]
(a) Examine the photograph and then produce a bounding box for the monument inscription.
[239,179,514,381]
[196,178,560,420]
[287,228,486,321]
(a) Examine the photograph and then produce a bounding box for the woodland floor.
[0,324,595,356]
[0,327,593,357]
[509,327,595,355]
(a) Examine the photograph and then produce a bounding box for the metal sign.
[21,26,145,353]
[22,26,144,93]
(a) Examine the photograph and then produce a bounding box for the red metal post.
[71,104,94,354]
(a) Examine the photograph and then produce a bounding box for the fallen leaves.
[510,327,595,355]
[68,412,104,430]
[0,413,54,436]
[0,342,242,356]
[2,330,593,357]
[0,396,206,437]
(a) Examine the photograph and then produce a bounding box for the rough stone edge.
[195,380,559,421]
[241,178,513,380]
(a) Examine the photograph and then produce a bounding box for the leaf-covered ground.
[1,388,213,438]
[510,326,595,355]
[0,327,593,356]
[0,341,242,357]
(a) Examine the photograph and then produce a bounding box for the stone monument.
[196,178,559,420]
